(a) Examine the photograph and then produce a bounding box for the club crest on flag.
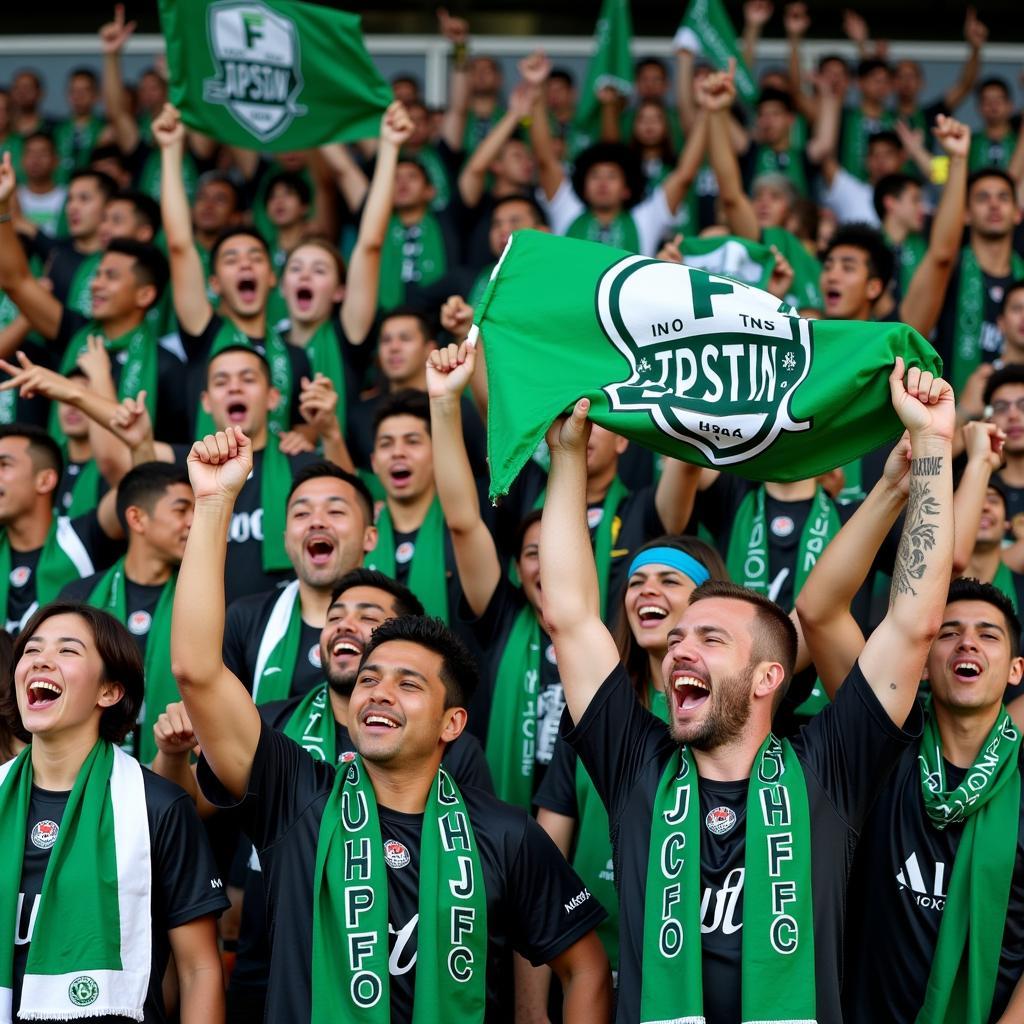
[597,255,813,466]
[203,0,307,142]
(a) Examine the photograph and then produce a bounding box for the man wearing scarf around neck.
[540,358,955,1024]
[0,602,228,1022]
[172,425,612,1023]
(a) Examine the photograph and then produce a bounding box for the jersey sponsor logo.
[9,565,31,588]
[705,805,738,836]
[395,541,415,565]
[30,819,59,850]
[896,851,948,911]
[62,491,73,510]
[68,976,99,1007]
[701,867,744,936]
[127,610,152,636]
[770,515,795,538]
[229,508,264,544]
[307,643,322,669]
[564,887,591,914]
[202,1,307,143]
[383,839,411,869]
[586,506,605,530]
[211,877,224,889]
[597,255,812,466]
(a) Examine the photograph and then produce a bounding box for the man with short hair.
[172,425,612,1022]
[9,69,51,138]
[53,67,105,185]
[838,58,897,181]
[875,172,927,298]
[539,360,955,1022]
[15,133,65,237]
[971,77,1018,170]
[956,282,1024,424]
[983,366,1024,526]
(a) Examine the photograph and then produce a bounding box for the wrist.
[908,430,953,454]
[429,392,463,414]
[193,493,238,516]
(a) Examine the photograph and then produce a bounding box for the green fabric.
[366,496,449,622]
[593,477,629,619]
[992,560,1020,612]
[467,262,496,312]
[840,106,897,182]
[887,231,927,298]
[259,440,292,573]
[916,710,1022,1024]
[969,132,1018,172]
[573,0,634,140]
[952,247,1024,392]
[138,146,199,203]
[762,226,823,311]
[752,143,810,198]
[53,116,105,185]
[414,144,451,211]
[640,733,815,1023]
[378,213,449,311]
[311,757,487,1022]
[299,319,347,433]
[283,682,336,764]
[566,209,640,253]
[87,559,177,764]
[158,0,390,150]
[476,230,942,501]
[485,604,541,809]
[0,519,88,625]
[837,456,864,505]
[251,579,304,703]
[65,251,102,318]
[680,234,775,290]
[676,0,757,104]
[463,108,505,154]
[61,459,101,518]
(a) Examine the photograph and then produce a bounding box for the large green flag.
[574,0,634,138]
[675,0,757,105]
[158,0,391,149]
[473,231,942,501]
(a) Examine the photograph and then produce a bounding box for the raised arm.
[154,104,212,336]
[438,8,471,153]
[99,5,140,156]
[944,8,986,111]
[784,3,818,123]
[655,457,702,534]
[660,108,709,214]
[805,75,842,164]
[858,361,956,725]
[741,1,773,71]
[318,143,368,217]
[341,101,412,345]
[427,342,501,618]
[540,399,621,724]
[440,296,488,416]
[674,48,698,135]
[524,53,564,202]
[171,427,263,801]
[951,420,1004,574]
[458,84,534,208]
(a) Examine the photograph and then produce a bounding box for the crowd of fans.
[1,2,1024,1022]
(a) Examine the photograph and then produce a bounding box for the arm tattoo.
[891,458,942,599]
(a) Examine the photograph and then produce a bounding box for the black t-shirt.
[282,316,376,411]
[844,722,1024,1023]
[935,257,1016,374]
[739,143,820,195]
[60,573,164,657]
[199,723,604,1022]
[12,770,229,1023]
[565,661,922,1024]
[54,460,110,516]
[26,234,86,308]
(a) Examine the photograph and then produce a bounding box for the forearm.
[655,459,700,534]
[951,457,993,573]
[741,24,761,72]
[320,428,356,474]
[709,112,758,239]
[514,958,552,1024]
[0,216,32,292]
[559,959,612,1024]
[88,421,132,486]
[946,47,981,111]
[599,99,621,142]
[441,62,470,152]
[430,395,483,531]
[160,144,195,254]
[102,51,138,153]
[151,749,200,801]
[662,112,708,212]
[321,143,368,214]
[807,91,842,164]
[788,39,818,122]
[177,961,225,1023]
[529,95,563,199]
[674,50,697,133]
[927,152,968,265]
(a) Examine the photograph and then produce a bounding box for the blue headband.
[627,547,711,587]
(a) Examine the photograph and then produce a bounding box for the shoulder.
[461,785,532,844]
[226,588,280,625]
[59,572,101,601]
[140,765,199,820]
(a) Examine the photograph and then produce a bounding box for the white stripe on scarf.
[252,579,300,703]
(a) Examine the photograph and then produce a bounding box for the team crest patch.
[395,541,416,565]
[587,506,605,530]
[9,565,31,588]
[68,976,99,1007]
[705,806,737,836]
[384,839,410,869]
[31,819,59,850]
[127,610,152,636]
[203,1,307,143]
[307,643,322,669]
[339,750,357,763]
[598,256,812,466]
[770,515,795,538]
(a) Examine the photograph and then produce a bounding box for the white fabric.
[821,166,879,226]
[55,517,95,579]
[251,579,301,703]
[16,186,67,237]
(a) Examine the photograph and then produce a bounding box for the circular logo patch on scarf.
[9,565,31,588]
[30,819,59,849]
[384,839,411,869]
[587,507,605,530]
[308,644,322,669]
[68,976,99,1007]
[395,541,415,565]
[339,751,357,763]
[705,806,737,836]
[127,610,152,636]
[770,516,795,538]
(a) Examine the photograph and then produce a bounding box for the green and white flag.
[574,0,634,138]
[158,0,392,149]
[472,231,942,501]
[682,234,775,290]
[675,0,757,104]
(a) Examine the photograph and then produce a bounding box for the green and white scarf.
[840,107,896,182]
[486,604,541,809]
[366,496,449,622]
[969,132,1018,173]
[640,734,816,1024]
[311,756,487,1022]
[566,209,640,253]
[0,518,94,631]
[886,232,927,298]
[916,710,1022,1024]
[60,459,101,518]
[761,226,824,311]
[252,579,304,704]
[592,476,629,620]
[254,441,293,574]
[283,682,337,764]
[952,247,1024,392]
[86,559,177,764]
[65,252,102,318]
[727,485,840,598]
[0,741,151,1023]
[681,235,775,291]
[413,145,451,211]
[293,319,347,434]
[378,213,448,312]
[752,144,810,198]
[54,116,106,184]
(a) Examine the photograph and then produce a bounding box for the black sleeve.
[26,229,57,263]
[284,344,313,428]
[792,660,923,829]
[505,814,608,966]
[69,510,124,572]
[223,597,257,691]
[196,719,333,851]
[562,663,672,826]
[466,574,521,648]
[150,788,231,929]
[58,574,97,602]
[178,312,221,364]
[627,483,665,538]
[533,733,579,817]
[442,732,494,795]
[54,306,89,350]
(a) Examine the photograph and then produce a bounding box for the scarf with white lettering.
[378,213,449,311]
[283,683,337,765]
[640,735,816,1024]
[0,741,151,1022]
[916,709,1021,1024]
[311,755,487,1023]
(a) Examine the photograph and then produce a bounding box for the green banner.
[574,0,634,137]
[158,0,391,149]
[676,0,757,104]
[473,231,942,501]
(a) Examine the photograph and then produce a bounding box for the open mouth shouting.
[26,677,63,711]
[304,532,336,568]
[225,400,249,425]
[636,604,669,630]
[329,631,363,665]
[388,464,413,491]
[951,657,984,683]
[237,276,258,303]
[670,668,712,713]
[294,285,315,314]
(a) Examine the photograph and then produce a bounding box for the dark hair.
[380,306,435,343]
[977,76,1012,100]
[1000,279,1024,316]
[984,364,1024,406]
[823,223,895,286]
[867,130,902,152]
[490,193,549,227]
[873,172,923,221]
[395,157,431,186]
[0,423,62,477]
[968,167,1017,199]
[116,461,189,532]
[359,615,478,709]
[108,189,161,236]
[88,143,129,171]
[13,68,44,90]
[817,53,849,74]
[0,630,18,762]
[788,196,820,243]
[206,343,273,385]
[629,99,676,166]
[196,170,242,207]
[21,131,54,151]
[857,57,891,79]
[946,577,1021,657]
[612,536,729,705]
[287,460,374,526]
[688,579,798,680]
[391,73,421,92]
[514,508,544,559]
[757,86,795,113]
[68,67,98,87]
[635,56,668,77]
[264,169,312,208]
[331,568,425,618]
[285,234,347,284]
[571,142,646,210]
[105,238,169,307]
[373,388,431,436]
[549,68,575,88]
[0,603,144,745]
[210,226,270,269]
[68,167,117,201]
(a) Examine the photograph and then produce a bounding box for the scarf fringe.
[642,1018,706,1024]
[742,1019,817,1023]
[19,1011,144,1022]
